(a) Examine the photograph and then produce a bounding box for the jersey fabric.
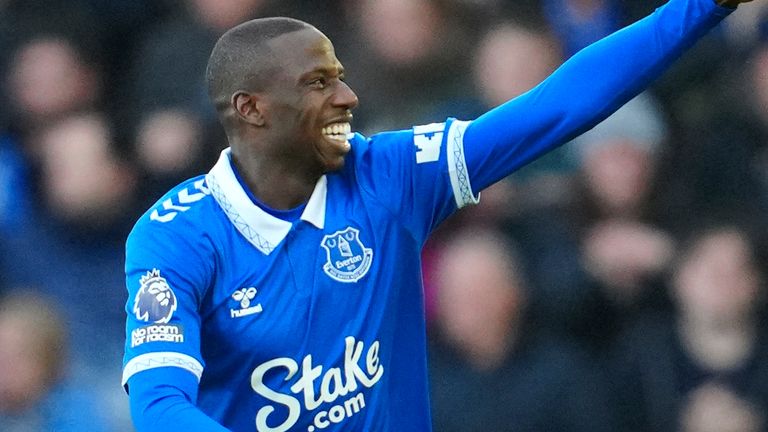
[123,0,733,430]
[124,120,475,432]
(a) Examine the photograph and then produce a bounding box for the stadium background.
[2,0,768,430]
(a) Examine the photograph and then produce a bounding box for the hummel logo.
[230,287,262,318]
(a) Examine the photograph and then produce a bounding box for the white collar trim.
[205,148,326,255]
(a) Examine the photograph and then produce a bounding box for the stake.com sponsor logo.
[250,336,384,431]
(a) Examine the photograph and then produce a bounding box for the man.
[122,0,750,430]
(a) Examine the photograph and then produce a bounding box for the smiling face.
[260,27,359,173]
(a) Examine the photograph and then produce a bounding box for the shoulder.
[348,128,412,157]
[346,125,425,172]
[128,175,219,251]
[349,119,465,162]
[143,175,214,224]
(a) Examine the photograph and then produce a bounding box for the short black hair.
[205,17,312,114]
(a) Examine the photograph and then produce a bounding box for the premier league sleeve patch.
[321,227,373,283]
[134,269,177,323]
[131,269,184,347]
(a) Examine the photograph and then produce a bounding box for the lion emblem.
[133,269,178,323]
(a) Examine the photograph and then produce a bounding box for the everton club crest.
[321,227,373,283]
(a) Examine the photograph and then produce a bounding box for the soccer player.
[122,0,752,430]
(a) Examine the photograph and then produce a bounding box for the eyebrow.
[303,64,344,78]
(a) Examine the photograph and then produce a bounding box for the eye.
[308,77,327,89]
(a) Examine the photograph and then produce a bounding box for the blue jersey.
[123,0,733,430]
[124,120,477,431]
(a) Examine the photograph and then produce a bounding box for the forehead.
[268,28,340,76]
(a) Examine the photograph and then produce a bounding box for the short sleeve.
[122,214,215,390]
[355,118,479,244]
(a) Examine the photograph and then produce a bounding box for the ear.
[232,91,266,126]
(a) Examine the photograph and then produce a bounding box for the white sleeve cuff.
[122,352,204,388]
[446,120,480,208]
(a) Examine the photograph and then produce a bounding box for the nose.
[333,80,359,110]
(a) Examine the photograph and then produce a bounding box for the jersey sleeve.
[353,118,479,244]
[461,0,732,192]
[122,213,214,391]
[128,368,233,432]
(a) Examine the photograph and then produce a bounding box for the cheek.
[297,109,317,135]
[281,98,319,138]
[301,95,326,123]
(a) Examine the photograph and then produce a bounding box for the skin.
[225,27,358,210]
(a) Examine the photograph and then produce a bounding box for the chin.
[323,157,346,173]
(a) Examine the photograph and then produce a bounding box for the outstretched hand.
[717,0,754,8]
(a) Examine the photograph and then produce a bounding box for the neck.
[230,142,321,210]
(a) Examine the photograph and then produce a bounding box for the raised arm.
[462,0,743,193]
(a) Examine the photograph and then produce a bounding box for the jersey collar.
[205,148,327,255]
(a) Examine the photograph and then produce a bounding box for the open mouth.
[321,122,351,143]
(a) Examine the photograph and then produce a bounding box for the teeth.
[322,122,351,137]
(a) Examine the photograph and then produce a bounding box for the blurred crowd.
[1,0,768,430]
